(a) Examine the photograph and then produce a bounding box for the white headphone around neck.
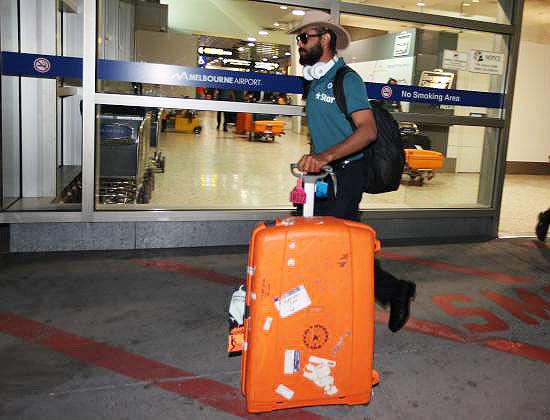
[302,56,338,81]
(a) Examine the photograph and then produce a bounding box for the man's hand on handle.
[297,154,331,173]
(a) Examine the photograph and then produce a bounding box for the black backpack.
[333,66,405,194]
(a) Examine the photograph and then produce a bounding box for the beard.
[299,43,323,66]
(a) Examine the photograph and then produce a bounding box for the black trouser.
[312,159,403,305]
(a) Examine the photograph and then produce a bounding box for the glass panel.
[95,105,499,211]
[362,126,499,209]
[95,0,321,104]
[339,14,509,118]
[0,0,83,211]
[342,0,514,25]
[95,105,310,210]
[1,0,21,210]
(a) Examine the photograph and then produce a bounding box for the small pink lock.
[290,178,307,205]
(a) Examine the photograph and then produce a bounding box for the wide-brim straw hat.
[288,10,351,50]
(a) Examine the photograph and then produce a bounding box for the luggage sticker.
[332,330,351,355]
[275,384,295,400]
[227,326,244,353]
[303,356,338,396]
[274,285,312,318]
[303,324,329,350]
[263,316,273,331]
[283,349,301,374]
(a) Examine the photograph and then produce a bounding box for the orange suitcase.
[254,120,285,134]
[404,148,444,171]
[241,216,380,413]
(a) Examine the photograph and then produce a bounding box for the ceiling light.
[237,47,245,52]
[285,52,291,56]
[292,10,305,16]
[463,2,471,6]
[247,37,256,42]
[472,0,479,2]
[416,2,425,6]
[280,6,288,10]
[247,42,255,47]
[258,30,269,36]
[272,55,278,59]
[262,58,268,62]
[273,22,280,27]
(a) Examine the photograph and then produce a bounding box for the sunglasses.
[296,32,325,44]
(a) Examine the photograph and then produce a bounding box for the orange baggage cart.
[250,120,285,142]
[404,148,444,185]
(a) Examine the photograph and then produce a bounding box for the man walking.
[290,11,416,332]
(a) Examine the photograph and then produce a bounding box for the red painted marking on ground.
[375,310,550,363]
[480,338,550,364]
[0,312,324,419]
[375,310,465,343]
[432,294,510,334]
[513,240,549,250]
[133,259,242,287]
[379,251,534,285]
[134,260,549,364]
[480,288,550,326]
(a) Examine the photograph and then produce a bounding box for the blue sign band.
[98,59,304,93]
[1,51,505,108]
[365,82,504,109]
[1,51,82,79]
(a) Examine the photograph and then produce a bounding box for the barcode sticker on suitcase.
[284,349,301,374]
[274,285,311,318]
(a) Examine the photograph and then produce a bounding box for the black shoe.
[388,281,416,333]
[536,210,550,242]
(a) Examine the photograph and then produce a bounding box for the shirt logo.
[315,91,336,104]
[327,82,333,89]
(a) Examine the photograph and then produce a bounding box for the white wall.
[507,41,550,163]
[447,31,505,172]
[20,0,57,197]
[1,0,21,199]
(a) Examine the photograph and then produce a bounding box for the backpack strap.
[334,65,357,131]
[302,78,312,100]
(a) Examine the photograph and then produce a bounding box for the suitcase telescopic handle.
[290,163,337,196]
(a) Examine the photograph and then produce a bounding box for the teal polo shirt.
[306,58,371,161]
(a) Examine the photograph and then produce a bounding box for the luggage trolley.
[98,113,155,204]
